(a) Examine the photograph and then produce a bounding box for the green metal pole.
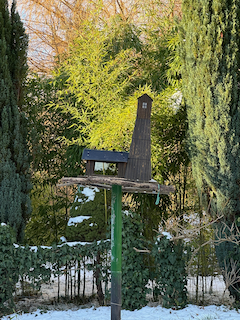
[111,184,122,320]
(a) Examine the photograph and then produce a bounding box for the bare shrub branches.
[221,259,240,303]
[162,213,223,242]
[215,221,240,246]
[158,213,240,274]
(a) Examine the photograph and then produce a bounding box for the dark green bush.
[0,219,188,311]
[0,224,19,308]
[152,236,187,309]
[121,211,150,310]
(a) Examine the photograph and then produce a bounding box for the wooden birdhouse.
[81,93,152,182]
[124,93,152,182]
[82,149,129,178]
[59,93,174,320]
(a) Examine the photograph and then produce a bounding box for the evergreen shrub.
[0,224,19,308]
[180,0,240,301]
[121,211,150,310]
[0,218,188,310]
[16,245,52,292]
[152,236,187,309]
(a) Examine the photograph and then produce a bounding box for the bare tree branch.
[221,259,240,303]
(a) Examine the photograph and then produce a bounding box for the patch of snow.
[82,186,99,201]
[162,231,172,240]
[14,239,110,252]
[60,236,67,242]
[57,239,110,248]
[74,186,100,205]
[58,241,91,247]
[27,245,52,252]
[3,304,240,320]
[123,210,132,216]
[68,216,91,226]
[89,223,97,227]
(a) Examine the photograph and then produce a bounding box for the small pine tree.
[0,0,31,242]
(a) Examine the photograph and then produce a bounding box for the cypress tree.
[180,0,240,299]
[0,0,31,242]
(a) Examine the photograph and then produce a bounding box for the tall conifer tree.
[0,0,31,242]
[180,0,240,299]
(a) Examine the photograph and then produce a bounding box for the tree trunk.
[95,251,104,306]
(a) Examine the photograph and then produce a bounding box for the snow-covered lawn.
[2,304,240,320]
[2,272,238,320]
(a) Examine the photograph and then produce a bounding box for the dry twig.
[221,259,240,303]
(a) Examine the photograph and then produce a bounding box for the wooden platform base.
[58,175,175,195]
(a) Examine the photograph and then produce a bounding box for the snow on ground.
[11,268,235,319]
[2,304,240,320]
[7,252,237,320]
[6,274,239,320]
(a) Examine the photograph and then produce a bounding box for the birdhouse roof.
[138,93,153,101]
[82,149,129,163]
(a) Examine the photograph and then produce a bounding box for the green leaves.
[0,220,188,311]
[151,236,188,309]
[0,224,111,311]
[168,254,176,265]
[180,0,240,300]
[66,188,111,243]
[121,211,151,311]
[0,224,19,309]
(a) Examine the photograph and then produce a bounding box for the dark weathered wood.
[136,93,152,119]
[125,94,152,182]
[82,149,129,177]
[117,162,127,178]
[127,138,151,159]
[125,159,151,182]
[131,118,151,140]
[86,160,95,176]
[58,176,175,195]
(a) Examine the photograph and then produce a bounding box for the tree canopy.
[17,0,181,72]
